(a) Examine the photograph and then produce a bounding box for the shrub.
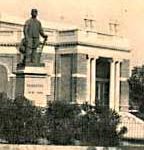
[0,95,47,144]
[46,101,126,146]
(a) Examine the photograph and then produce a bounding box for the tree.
[0,94,47,144]
[46,100,81,145]
[129,66,144,113]
[46,101,126,146]
[79,103,127,146]
[0,93,13,142]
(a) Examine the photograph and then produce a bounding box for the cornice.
[55,41,131,52]
[0,41,131,53]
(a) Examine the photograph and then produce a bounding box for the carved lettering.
[27,84,43,87]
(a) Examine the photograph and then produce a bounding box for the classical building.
[0,15,131,112]
[1,14,144,141]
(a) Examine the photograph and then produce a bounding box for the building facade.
[0,17,131,112]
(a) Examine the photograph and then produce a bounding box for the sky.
[0,0,144,67]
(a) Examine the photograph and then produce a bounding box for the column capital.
[113,58,123,63]
[86,54,99,60]
[108,58,123,63]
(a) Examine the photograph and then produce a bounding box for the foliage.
[46,101,126,146]
[0,94,47,144]
[46,101,81,145]
[79,103,126,146]
[129,66,144,113]
[0,94,126,146]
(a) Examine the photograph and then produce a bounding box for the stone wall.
[60,54,72,102]
[120,60,130,111]
[0,52,18,99]
[72,54,87,103]
[120,60,130,78]
[76,54,87,74]
[120,81,129,111]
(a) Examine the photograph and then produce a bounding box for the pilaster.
[115,61,121,112]
[87,55,98,105]
[109,60,115,110]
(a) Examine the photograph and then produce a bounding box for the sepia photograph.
[0,0,144,149]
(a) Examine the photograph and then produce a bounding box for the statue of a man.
[23,9,47,65]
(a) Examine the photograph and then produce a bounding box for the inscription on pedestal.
[25,76,47,107]
[27,84,44,94]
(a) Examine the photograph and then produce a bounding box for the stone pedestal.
[15,65,48,107]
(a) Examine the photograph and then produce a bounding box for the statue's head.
[31,9,38,18]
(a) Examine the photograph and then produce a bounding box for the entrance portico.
[86,56,123,112]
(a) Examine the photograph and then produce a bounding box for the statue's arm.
[23,21,29,40]
[39,22,48,39]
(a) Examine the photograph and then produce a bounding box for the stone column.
[115,61,121,112]
[91,58,95,105]
[86,57,91,103]
[90,56,98,105]
[109,60,115,110]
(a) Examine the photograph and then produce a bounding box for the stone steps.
[119,112,144,140]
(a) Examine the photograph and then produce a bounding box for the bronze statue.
[20,9,47,65]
